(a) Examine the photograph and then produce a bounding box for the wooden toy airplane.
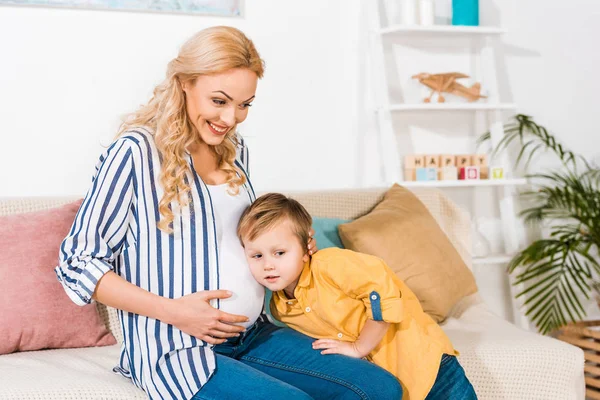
[412,72,487,103]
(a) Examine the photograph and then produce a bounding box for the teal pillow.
[312,217,349,249]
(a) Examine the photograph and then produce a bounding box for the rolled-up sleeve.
[321,252,404,323]
[54,138,135,305]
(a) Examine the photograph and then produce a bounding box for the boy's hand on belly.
[312,338,365,358]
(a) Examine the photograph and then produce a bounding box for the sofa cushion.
[0,200,116,355]
[0,344,146,399]
[312,217,349,249]
[338,183,478,322]
[442,299,584,400]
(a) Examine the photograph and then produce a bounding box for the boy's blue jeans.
[427,353,478,399]
[193,320,476,399]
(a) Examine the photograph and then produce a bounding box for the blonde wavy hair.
[117,26,265,233]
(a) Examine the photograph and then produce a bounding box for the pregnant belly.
[218,275,265,329]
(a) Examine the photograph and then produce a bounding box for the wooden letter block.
[456,155,471,169]
[441,155,455,167]
[404,168,416,181]
[472,154,488,167]
[480,167,489,179]
[460,166,480,180]
[441,166,458,180]
[426,167,438,181]
[404,155,416,168]
[491,166,505,180]
[413,155,426,168]
[416,167,429,181]
[425,154,440,168]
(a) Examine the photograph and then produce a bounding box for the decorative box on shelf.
[556,320,600,399]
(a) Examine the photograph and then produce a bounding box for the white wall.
[0,0,363,196]
[2,1,598,193]
[1,0,599,323]
[493,0,600,164]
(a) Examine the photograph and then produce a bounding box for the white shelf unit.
[368,4,530,330]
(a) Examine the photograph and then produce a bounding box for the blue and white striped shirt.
[55,127,263,400]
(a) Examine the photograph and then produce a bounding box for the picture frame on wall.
[0,0,244,17]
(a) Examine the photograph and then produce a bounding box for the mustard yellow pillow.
[338,184,477,322]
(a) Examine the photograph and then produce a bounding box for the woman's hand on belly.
[165,290,249,344]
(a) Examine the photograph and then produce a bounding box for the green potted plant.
[478,114,600,334]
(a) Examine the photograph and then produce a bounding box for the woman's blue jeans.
[192,320,402,400]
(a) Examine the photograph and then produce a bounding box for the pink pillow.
[0,200,116,354]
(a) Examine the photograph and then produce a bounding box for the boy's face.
[242,219,309,296]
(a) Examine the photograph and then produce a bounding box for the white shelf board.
[473,254,514,265]
[379,25,505,36]
[387,103,517,111]
[397,178,528,188]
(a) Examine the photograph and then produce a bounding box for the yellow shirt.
[270,248,457,400]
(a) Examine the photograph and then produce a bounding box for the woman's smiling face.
[182,68,257,146]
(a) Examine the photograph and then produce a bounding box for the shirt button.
[305,307,311,313]
[337,333,343,338]
[371,294,378,300]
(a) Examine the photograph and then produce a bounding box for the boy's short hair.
[237,193,313,248]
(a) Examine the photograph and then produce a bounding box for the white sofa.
[0,188,585,400]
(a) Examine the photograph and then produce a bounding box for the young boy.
[237,193,477,400]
